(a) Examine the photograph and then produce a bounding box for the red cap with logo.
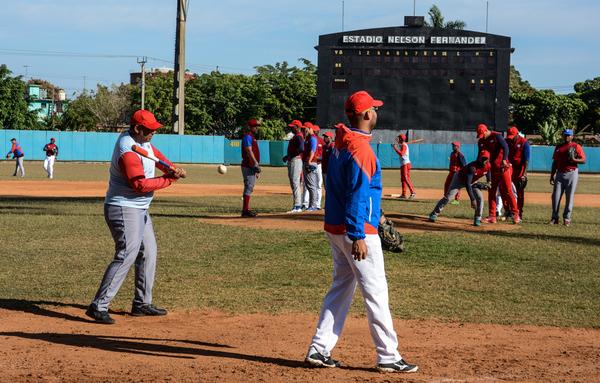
[131,109,163,130]
[324,132,334,138]
[451,141,461,148]
[345,90,383,114]
[398,134,407,141]
[506,126,519,139]
[247,118,261,127]
[288,120,302,128]
[476,123,488,139]
[479,150,491,160]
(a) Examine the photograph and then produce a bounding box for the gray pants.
[303,162,319,209]
[241,166,256,196]
[287,157,303,208]
[13,157,25,177]
[91,204,157,311]
[552,169,579,221]
[432,173,484,218]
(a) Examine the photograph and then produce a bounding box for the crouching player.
[429,150,491,226]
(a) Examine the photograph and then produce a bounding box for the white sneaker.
[287,207,303,214]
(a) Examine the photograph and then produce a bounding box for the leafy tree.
[424,5,466,29]
[510,89,587,134]
[131,72,174,127]
[0,64,39,130]
[87,84,133,130]
[574,76,600,134]
[59,93,97,131]
[509,65,534,95]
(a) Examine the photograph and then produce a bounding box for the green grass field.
[0,162,599,328]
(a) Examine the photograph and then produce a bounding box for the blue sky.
[1,0,598,96]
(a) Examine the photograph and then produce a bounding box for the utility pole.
[172,0,188,135]
[23,65,29,79]
[485,1,489,33]
[413,0,416,16]
[341,1,345,32]
[137,56,147,109]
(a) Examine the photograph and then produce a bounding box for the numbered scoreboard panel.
[316,27,512,132]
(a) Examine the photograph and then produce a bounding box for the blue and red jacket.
[241,132,260,167]
[324,124,381,241]
[7,142,24,158]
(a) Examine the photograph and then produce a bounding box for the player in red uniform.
[241,119,261,217]
[444,142,466,205]
[550,129,586,226]
[43,137,59,179]
[392,134,415,199]
[505,126,530,218]
[476,124,520,224]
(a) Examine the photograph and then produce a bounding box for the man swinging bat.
[86,109,186,324]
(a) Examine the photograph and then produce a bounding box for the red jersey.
[44,143,58,156]
[241,133,260,167]
[448,151,466,173]
[507,136,529,167]
[315,136,325,163]
[478,132,509,171]
[553,142,586,173]
[459,160,491,183]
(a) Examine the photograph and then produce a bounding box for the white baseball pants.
[43,155,55,178]
[307,233,402,364]
[303,163,323,208]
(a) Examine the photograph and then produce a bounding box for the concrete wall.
[2,129,599,173]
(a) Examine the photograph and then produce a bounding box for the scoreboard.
[315,22,512,134]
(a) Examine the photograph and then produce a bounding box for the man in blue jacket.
[305,91,418,374]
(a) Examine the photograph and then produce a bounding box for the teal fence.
[2,129,599,173]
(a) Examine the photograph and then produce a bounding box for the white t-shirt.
[105,131,156,209]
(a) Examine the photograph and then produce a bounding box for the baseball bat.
[406,138,424,144]
[131,145,178,173]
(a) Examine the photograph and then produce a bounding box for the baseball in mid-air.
[217,164,228,174]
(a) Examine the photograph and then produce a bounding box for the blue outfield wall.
[1,129,599,172]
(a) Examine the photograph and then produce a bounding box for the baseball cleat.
[482,216,497,224]
[85,305,115,325]
[376,359,419,373]
[473,217,481,226]
[241,210,258,218]
[428,213,437,222]
[287,207,303,214]
[131,304,168,317]
[563,219,571,226]
[398,195,407,200]
[305,352,341,368]
[512,215,522,224]
[408,193,417,200]
[549,218,559,225]
[306,207,320,211]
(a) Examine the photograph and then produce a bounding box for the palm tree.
[424,5,466,30]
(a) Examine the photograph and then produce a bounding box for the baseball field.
[0,161,599,382]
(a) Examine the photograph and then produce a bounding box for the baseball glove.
[472,181,491,190]
[250,166,261,175]
[378,216,405,253]
[304,164,317,173]
[568,146,578,161]
[515,175,528,190]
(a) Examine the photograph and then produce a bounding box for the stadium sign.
[342,35,487,45]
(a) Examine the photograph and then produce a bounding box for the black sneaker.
[305,352,341,368]
[377,359,418,373]
[85,305,115,324]
[241,210,258,218]
[131,304,168,317]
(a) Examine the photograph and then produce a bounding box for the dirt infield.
[199,211,520,234]
[1,179,598,207]
[0,304,598,382]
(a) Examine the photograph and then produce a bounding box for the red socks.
[243,195,251,211]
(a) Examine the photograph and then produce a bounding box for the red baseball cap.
[398,134,406,141]
[312,124,320,132]
[451,141,461,148]
[479,150,491,160]
[323,132,334,138]
[303,122,314,129]
[506,126,519,139]
[476,124,488,138]
[247,118,261,127]
[50,137,55,141]
[131,109,163,130]
[345,90,383,114]
[288,120,302,128]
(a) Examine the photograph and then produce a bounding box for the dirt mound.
[0,304,598,382]
[199,211,520,234]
